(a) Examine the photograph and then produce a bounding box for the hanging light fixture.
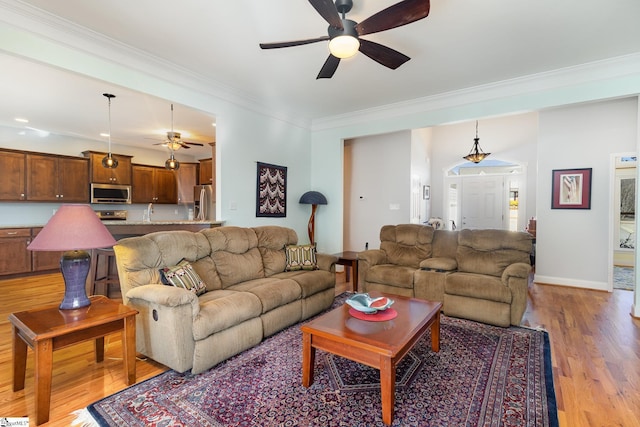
[101,93,118,169]
[164,104,180,170]
[463,120,491,164]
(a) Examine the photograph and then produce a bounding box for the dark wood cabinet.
[177,163,198,204]
[0,150,26,201]
[26,154,89,202]
[0,228,32,275]
[198,157,213,185]
[132,165,177,204]
[83,151,132,185]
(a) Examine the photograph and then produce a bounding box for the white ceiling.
[1,0,640,157]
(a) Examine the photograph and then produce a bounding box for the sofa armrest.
[127,284,201,317]
[316,253,338,272]
[501,262,532,325]
[358,249,387,267]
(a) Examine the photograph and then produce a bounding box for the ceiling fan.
[152,104,205,150]
[259,0,430,79]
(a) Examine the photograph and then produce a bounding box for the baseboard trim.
[533,275,608,291]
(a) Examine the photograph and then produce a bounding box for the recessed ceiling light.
[212,123,217,127]
[15,117,29,123]
[100,132,109,138]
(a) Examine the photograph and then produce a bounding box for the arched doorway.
[444,159,526,231]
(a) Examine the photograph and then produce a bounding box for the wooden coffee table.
[301,294,442,425]
[9,295,138,425]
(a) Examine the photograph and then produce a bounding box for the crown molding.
[311,53,640,132]
[0,0,312,130]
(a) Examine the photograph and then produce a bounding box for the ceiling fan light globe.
[329,35,360,59]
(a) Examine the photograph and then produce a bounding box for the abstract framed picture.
[256,162,287,217]
[551,168,592,209]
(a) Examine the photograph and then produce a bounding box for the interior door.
[461,175,504,229]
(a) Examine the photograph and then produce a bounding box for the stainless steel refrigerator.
[194,185,215,220]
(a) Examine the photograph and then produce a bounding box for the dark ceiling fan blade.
[358,39,410,70]
[184,141,204,147]
[308,0,343,29]
[260,36,329,49]
[316,55,341,79]
[356,0,430,36]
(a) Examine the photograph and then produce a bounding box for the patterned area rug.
[77,295,558,427]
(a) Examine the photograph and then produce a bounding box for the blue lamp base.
[59,250,92,310]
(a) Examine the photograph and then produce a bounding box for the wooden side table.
[9,295,138,425]
[334,251,359,292]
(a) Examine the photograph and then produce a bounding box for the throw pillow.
[160,260,207,296]
[285,244,317,271]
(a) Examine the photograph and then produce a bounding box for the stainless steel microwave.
[91,183,132,204]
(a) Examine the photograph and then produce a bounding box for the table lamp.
[299,191,327,245]
[28,204,117,310]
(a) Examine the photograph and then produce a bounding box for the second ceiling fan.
[153,104,205,150]
[259,0,430,79]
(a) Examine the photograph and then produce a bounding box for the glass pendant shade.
[102,153,119,168]
[463,121,491,164]
[165,154,180,170]
[102,93,118,169]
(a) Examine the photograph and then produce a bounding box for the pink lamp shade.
[28,204,116,251]
[28,204,116,310]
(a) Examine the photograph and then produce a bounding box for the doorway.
[445,160,525,231]
[610,153,636,291]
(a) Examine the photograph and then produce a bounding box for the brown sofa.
[358,224,532,327]
[113,225,336,374]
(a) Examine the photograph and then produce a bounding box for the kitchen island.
[102,220,223,239]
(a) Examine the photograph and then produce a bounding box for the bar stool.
[90,248,120,297]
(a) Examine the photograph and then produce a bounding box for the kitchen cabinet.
[31,227,63,272]
[83,151,132,185]
[0,149,26,201]
[177,163,198,204]
[0,228,32,275]
[26,153,89,202]
[132,165,177,204]
[199,157,213,185]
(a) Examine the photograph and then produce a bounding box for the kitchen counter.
[102,220,223,239]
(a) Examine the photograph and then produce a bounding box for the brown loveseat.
[358,224,532,327]
[113,225,336,374]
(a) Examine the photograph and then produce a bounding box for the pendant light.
[101,93,118,169]
[463,120,491,164]
[164,104,180,170]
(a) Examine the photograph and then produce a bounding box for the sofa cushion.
[212,248,265,288]
[366,265,415,289]
[254,226,298,276]
[445,272,512,303]
[227,278,301,313]
[380,224,434,268]
[272,270,335,298]
[420,257,457,272]
[456,229,532,277]
[285,244,317,271]
[160,260,207,296]
[192,290,263,341]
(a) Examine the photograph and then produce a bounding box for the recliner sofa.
[358,224,532,327]
[113,225,336,374]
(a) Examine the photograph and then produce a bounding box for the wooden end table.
[301,294,442,425]
[334,251,359,292]
[9,295,138,425]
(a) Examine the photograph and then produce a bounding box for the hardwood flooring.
[0,272,638,426]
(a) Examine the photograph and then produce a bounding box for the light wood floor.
[0,272,638,426]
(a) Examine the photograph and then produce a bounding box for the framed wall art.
[256,162,287,217]
[551,168,592,209]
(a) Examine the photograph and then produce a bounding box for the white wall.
[411,128,433,223]
[535,98,638,290]
[343,131,411,251]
